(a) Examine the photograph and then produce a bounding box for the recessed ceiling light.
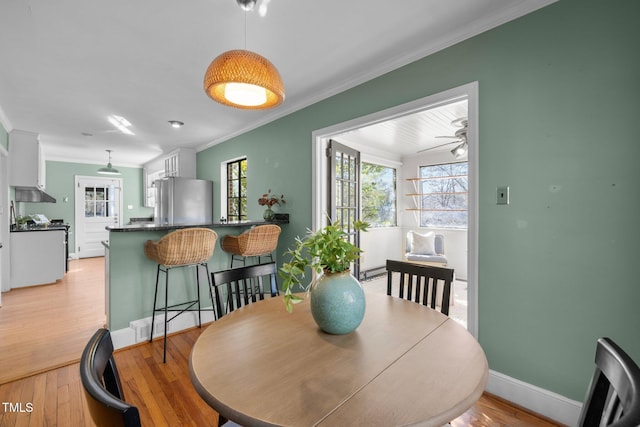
[168,120,184,128]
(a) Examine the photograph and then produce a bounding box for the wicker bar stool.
[220,224,281,268]
[144,228,218,363]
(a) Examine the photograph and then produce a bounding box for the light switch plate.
[497,186,509,205]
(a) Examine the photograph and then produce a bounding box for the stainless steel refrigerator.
[154,177,213,225]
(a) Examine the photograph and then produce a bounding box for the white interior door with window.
[75,176,122,258]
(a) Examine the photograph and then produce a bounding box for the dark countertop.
[10,225,69,233]
[107,219,288,232]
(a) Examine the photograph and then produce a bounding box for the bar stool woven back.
[220,224,281,267]
[144,228,218,362]
[144,228,217,266]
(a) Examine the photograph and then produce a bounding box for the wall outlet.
[497,186,510,205]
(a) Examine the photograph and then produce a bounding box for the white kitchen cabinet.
[143,148,196,207]
[9,129,46,189]
[164,148,196,178]
[10,229,65,288]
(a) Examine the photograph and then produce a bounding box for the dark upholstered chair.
[80,329,141,427]
[577,337,640,427]
[385,259,454,316]
[211,262,278,317]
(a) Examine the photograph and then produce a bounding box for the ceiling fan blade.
[435,135,459,139]
[417,140,461,153]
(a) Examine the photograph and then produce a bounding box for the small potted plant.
[280,219,369,334]
[258,189,285,221]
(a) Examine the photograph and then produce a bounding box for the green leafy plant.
[280,219,369,312]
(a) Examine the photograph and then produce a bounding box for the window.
[361,162,397,227]
[419,162,468,228]
[226,158,247,221]
[85,186,115,217]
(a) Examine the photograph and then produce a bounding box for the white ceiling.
[335,99,469,159]
[0,0,554,167]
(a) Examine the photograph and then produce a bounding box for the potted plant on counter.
[280,219,369,334]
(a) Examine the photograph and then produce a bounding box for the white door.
[75,176,122,258]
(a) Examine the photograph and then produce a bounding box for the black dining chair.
[577,337,640,427]
[80,328,141,427]
[211,262,279,317]
[385,259,454,315]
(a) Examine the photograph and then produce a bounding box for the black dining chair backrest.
[211,262,279,316]
[578,337,640,427]
[385,259,454,315]
[80,328,141,427]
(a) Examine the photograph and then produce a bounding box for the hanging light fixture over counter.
[203,0,284,109]
[204,50,284,109]
[97,149,120,175]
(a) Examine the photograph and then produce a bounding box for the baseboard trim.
[486,369,582,426]
[110,308,217,350]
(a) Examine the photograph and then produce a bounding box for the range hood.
[14,186,57,203]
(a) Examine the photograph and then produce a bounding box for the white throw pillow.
[411,231,436,255]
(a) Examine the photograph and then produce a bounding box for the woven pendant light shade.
[204,49,285,109]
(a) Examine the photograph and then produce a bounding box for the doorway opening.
[75,175,123,258]
[312,82,478,336]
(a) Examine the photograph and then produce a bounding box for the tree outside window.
[361,162,396,227]
[227,158,247,221]
[419,162,468,228]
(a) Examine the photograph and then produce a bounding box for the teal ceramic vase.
[310,270,366,335]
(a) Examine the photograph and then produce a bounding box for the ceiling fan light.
[451,142,468,159]
[204,49,285,109]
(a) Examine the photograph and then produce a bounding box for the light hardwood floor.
[0,258,563,426]
[0,257,106,385]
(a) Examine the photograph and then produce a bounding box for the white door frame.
[311,82,479,338]
[75,175,123,258]
[0,145,8,298]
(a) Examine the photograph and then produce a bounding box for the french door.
[327,140,362,278]
[75,176,122,258]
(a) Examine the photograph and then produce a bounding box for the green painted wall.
[21,160,153,251]
[196,0,640,402]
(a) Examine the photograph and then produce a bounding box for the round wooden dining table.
[190,291,488,427]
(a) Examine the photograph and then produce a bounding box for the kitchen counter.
[10,225,69,232]
[104,220,289,340]
[107,219,286,232]
[10,228,66,288]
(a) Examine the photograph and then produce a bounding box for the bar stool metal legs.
[149,262,216,363]
[144,228,218,363]
[230,252,274,268]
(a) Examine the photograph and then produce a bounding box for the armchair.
[405,231,448,266]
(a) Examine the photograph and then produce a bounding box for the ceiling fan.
[418,118,468,158]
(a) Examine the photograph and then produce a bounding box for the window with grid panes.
[227,158,247,221]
